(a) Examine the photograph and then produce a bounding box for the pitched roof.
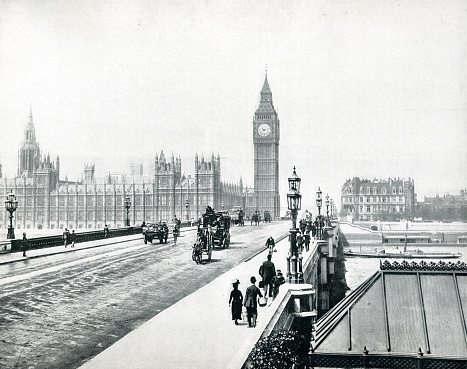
[312,261,467,362]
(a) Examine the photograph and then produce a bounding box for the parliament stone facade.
[0,109,248,231]
[1,73,281,232]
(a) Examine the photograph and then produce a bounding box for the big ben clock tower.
[253,72,280,218]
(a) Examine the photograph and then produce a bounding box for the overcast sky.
[1,0,466,213]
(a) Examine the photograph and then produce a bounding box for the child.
[271,270,285,300]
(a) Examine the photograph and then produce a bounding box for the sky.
[0,0,466,214]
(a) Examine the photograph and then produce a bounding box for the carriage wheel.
[192,248,196,262]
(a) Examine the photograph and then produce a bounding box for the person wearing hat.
[243,276,263,328]
[271,269,286,301]
[259,254,276,301]
[228,279,243,325]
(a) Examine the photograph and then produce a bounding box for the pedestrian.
[104,224,109,238]
[271,270,285,300]
[258,254,276,301]
[304,229,311,252]
[265,235,275,254]
[70,230,76,248]
[63,228,69,247]
[296,231,304,253]
[21,232,29,257]
[244,276,262,328]
[228,279,243,325]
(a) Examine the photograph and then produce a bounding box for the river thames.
[341,224,467,291]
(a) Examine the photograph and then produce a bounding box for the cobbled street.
[0,222,289,369]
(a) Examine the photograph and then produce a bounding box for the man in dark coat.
[70,230,76,248]
[244,276,262,328]
[63,228,69,247]
[265,236,275,254]
[22,232,29,257]
[259,254,276,299]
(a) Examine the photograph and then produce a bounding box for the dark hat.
[267,254,272,260]
[277,270,283,276]
[250,276,256,283]
[232,279,240,285]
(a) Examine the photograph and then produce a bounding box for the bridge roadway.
[0,221,292,369]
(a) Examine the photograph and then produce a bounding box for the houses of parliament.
[0,73,281,231]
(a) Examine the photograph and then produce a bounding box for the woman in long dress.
[229,279,243,325]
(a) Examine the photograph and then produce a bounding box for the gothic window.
[399,187,403,194]
[373,187,377,194]
[367,187,371,194]
[382,188,387,195]
[359,187,363,194]
[360,196,363,202]
[367,206,371,213]
[392,188,396,194]
[366,197,370,202]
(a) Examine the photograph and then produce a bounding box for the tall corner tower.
[253,71,280,218]
[18,105,41,178]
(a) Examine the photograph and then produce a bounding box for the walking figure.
[228,279,243,325]
[271,270,285,300]
[265,236,275,254]
[22,232,29,257]
[63,228,69,247]
[259,254,276,301]
[70,230,76,248]
[296,231,304,253]
[104,224,109,238]
[244,276,262,328]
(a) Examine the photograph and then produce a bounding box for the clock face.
[258,124,271,137]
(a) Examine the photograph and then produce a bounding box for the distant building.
[340,177,416,222]
[416,189,467,222]
[0,109,250,231]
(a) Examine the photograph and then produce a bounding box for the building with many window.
[340,177,416,222]
[416,189,467,222]
[0,109,249,232]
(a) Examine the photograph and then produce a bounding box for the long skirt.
[231,301,242,320]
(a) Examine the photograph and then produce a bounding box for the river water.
[343,243,467,292]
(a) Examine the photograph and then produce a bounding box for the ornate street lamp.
[286,167,303,284]
[316,187,322,238]
[124,196,131,226]
[5,190,18,239]
[325,193,330,225]
[185,198,189,221]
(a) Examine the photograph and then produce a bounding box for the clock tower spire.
[253,71,280,219]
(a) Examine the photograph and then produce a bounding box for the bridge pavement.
[79,225,313,369]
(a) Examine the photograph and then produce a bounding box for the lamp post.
[124,196,131,226]
[325,193,330,225]
[286,167,302,284]
[316,187,322,238]
[185,198,189,221]
[5,190,18,239]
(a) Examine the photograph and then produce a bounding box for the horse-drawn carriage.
[143,222,169,244]
[192,207,231,264]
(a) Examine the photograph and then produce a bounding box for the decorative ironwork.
[380,260,467,271]
[310,353,467,368]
